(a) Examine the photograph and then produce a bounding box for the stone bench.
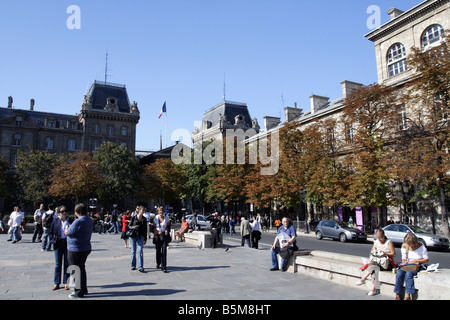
[296,251,396,292]
[294,250,450,300]
[276,249,312,273]
[171,230,222,249]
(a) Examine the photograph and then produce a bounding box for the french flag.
[158,101,167,119]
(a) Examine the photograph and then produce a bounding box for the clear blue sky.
[0,0,418,151]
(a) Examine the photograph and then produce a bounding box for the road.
[220,230,450,269]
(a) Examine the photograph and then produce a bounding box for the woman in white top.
[356,229,395,296]
[153,207,171,273]
[394,233,429,300]
[50,206,71,290]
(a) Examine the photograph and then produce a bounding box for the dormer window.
[387,43,407,77]
[422,24,445,50]
[15,116,23,126]
[46,119,55,128]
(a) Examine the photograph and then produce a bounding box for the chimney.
[284,106,303,123]
[30,99,35,111]
[7,96,13,108]
[263,116,281,131]
[387,8,404,20]
[309,95,329,114]
[341,80,364,99]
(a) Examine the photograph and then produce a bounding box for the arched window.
[387,43,407,77]
[422,24,445,50]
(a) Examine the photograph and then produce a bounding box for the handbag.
[126,216,139,237]
[369,249,390,270]
[126,225,138,237]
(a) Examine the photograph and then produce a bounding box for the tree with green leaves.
[140,158,188,205]
[14,149,62,205]
[341,83,402,214]
[93,142,141,207]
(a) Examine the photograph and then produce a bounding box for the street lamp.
[389,181,410,224]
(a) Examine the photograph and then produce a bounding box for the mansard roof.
[202,100,253,128]
[87,81,131,113]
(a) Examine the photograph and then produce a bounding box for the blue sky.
[0,0,418,151]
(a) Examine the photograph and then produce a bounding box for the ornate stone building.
[0,81,140,166]
[245,0,449,231]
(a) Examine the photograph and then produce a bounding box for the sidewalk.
[0,231,388,300]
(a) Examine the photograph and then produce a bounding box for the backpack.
[44,212,54,229]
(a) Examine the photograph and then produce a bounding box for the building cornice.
[365,0,449,42]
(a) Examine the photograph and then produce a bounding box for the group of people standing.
[30,203,93,298]
[121,206,172,273]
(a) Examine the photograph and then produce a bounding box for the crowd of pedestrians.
[2,203,431,301]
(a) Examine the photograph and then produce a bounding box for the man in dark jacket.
[210,213,222,248]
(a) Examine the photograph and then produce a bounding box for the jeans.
[130,236,144,270]
[271,247,286,270]
[11,226,22,242]
[394,268,418,295]
[42,228,52,251]
[54,239,69,285]
[108,221,119,233]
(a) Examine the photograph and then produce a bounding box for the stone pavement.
[0,231,391,301]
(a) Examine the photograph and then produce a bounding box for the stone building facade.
[245,0,449,232]
[0,81,140,166]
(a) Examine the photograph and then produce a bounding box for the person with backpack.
[42,204,57,251]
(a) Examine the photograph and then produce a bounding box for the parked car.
[185,214,211,230]
[315,220,367,243]
[380,224,449,250]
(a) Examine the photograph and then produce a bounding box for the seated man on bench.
[270,217,297,271]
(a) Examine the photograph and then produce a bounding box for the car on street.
[315,220,367,243]
[185,214,211,230]
[380,224,449,250]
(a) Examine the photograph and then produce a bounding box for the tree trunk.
[439,185,450,238]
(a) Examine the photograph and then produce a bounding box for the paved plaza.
[0,230,392,301]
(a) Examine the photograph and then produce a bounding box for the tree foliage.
[93,142,141,206]
[15,149,62,204]
[49,152,103,203]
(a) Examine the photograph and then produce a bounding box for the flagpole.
[165,108,167,148]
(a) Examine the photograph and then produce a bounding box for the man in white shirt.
[250,214,262,249]
[8,206,24,243]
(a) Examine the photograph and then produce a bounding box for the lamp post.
[390,181,410,224]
